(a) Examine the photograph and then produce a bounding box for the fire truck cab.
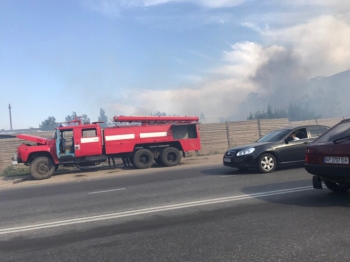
[55,124,105,164]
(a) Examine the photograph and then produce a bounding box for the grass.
[0,165,31,177]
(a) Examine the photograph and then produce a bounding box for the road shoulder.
[0,154,223,190]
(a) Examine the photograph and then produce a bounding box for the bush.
[0,165,30,177]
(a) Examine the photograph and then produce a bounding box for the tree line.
[39,109,109,131]
[39,110,175,131]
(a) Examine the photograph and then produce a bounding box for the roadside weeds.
[0,154,224,189]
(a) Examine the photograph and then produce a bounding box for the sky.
[1,0,350,129]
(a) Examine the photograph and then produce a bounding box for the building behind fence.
[0,117,346,173]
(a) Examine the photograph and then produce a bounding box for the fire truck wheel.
[31,157,55,180]
[133,149,154,169]
[161,147,181,167]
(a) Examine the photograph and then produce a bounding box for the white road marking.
[0,186,313,235]
[88,188,126,194]
[140,132,167,138]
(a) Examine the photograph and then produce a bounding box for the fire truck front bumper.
[12,153,20,165]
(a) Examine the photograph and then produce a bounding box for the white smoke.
[108,13,350,120]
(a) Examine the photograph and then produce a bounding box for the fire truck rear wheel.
[161,147,181,167]
[133,149,154,169]
[31,157,55,180]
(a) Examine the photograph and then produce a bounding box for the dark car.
[305,118,350,193]
[223,125,329,173]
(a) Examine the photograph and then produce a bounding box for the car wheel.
[258,153,276,173]
[324,181,350,193]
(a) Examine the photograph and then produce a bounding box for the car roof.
[273,124,329,132]
[340,118,350,123]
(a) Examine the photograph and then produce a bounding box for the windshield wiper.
[333,135,350,144]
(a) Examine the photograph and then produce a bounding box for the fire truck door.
[56,129,75,158]
[75,128,102,157]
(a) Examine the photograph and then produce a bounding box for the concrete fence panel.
[259,118,290,136]
[199,123,228,155]
[227,120,259,148]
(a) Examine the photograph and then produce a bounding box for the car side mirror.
[285,137,293,144]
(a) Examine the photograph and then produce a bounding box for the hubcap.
[37,162,49,174]
[167,153,176,163]
[139,154,150,164]
[261,156,274,171]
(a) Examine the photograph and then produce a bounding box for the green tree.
[65,112,77,122]
[39,116,57,131]
[81,114,90,124]
[98,108,108,127]
[65,112,90,124]
[247,103,321,121]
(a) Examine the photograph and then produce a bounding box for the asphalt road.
[0,164,350,262]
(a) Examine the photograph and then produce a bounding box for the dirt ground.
[0,154,224,190]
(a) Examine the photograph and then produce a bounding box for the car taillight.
[307,148,318,154]
[306,155,321,164]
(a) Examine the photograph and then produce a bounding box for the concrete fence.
[0,117,347,172]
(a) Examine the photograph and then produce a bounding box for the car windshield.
[316,121,350,143]
[257,130,290,142]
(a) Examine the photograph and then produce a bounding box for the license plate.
[12,161,18,165]
[324,157,349,164]
[224,158,231,163]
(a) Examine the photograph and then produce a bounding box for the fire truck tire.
[31,157,55,180]
[161,147,181,167]
[133,149,154,169]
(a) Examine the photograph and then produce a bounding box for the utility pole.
[8,104,13,130]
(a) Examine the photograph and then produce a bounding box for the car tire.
[324,181,350,193]
[132,149,154,169]
[258,153,276,173]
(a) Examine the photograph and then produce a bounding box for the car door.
[277,128,311,163]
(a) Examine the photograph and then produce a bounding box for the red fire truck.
[12,116,201,180]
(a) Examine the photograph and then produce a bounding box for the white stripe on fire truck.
[140,132,168,138]
[105,134,135,141]
[81,137,99,143]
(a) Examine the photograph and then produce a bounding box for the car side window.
[295,128,308,139]
[308,126,329,138]
[286,128,308,142]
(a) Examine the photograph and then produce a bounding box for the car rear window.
[316,122,350,143]
[308,126,329,138]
